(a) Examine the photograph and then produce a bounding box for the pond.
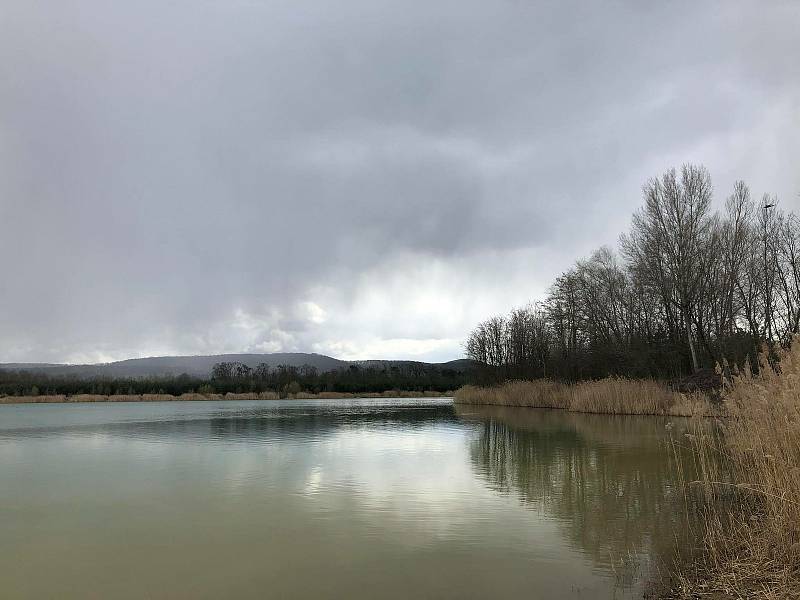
[0,399,695,599]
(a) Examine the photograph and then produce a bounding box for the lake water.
[0,399,693,599]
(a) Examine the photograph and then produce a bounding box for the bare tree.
[622,165,714,372]
[465,165,799,384]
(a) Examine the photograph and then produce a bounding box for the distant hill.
[0,353,474,379]
[354,359,475,371]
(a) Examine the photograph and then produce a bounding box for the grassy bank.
[669,339,800,598]
[454,378,714,417]
[0,389,453,404]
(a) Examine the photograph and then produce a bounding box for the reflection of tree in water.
[0,402,458,443]
[459,405,699,583]
[205,403,458,441]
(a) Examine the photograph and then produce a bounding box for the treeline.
[208,361,467,394]
[467,164,800,383]
[0,361,470,397]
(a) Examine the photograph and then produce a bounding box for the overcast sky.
[1,0,798,364]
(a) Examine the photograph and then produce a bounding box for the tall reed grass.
[673,338,800,598]
[454,378,712,417]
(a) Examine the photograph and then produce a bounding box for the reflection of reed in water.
[458,405,701,586]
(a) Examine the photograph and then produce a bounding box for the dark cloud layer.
[1,0,798,362]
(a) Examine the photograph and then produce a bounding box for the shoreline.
[453,378,719,418]
[453,400,718,418]
[0,390,454,405]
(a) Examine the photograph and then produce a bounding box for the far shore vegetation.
[0,360,465,404]
[1,389,453,404]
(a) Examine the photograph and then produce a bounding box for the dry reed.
[292,391,355,399]
[0,394,67,404]
[454,378,713,417]
[671,338,800,598]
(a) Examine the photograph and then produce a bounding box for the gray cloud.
[1,0,798,363]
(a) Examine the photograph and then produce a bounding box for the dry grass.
[454,378,714,417]
[177,393,222,401]
[670,338,800,599]
[0,394,68,404]
[292,391,356,399]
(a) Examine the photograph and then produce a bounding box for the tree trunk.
[684,310,700,373]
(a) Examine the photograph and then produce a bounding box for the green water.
[0,399,693,599]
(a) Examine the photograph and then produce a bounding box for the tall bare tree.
[621,165,714,372]
[466,164,800,384]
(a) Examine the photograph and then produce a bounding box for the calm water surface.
[0,399,692,599]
